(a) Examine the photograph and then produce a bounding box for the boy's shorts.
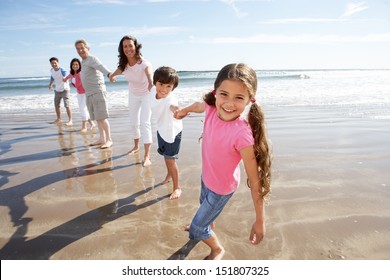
[157,131,182,159]
[54,90,70,107]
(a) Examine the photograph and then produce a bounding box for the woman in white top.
[110,35,153,166]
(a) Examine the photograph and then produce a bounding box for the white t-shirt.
[122,59,152,96]
[50,67,70,91]
[150,89,183,143]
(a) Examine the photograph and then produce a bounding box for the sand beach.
[1,104,389,260]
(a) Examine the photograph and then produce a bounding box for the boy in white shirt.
[150,66,182,199]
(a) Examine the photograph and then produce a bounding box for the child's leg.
[189,181,233,259]
[203,233,225,260]
[165,158,181,199]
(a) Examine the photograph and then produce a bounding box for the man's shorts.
[54,90,70,107]
[86,91,109,121]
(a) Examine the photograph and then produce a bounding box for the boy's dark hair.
[153,66,179,90]
[49,57,58,63]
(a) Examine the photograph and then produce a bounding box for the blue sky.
[0,0,389,77]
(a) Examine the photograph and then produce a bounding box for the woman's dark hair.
[69,58,82,75]
[117,35,143,71]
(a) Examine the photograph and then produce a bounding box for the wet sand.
[0,106,389,260]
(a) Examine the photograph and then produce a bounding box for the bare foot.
[89,141,103,146]
[50,119,61,124]
[65,121,73,126]
[142,157,152,167]
[127,147,139,155]
[100,140,113,149]
[80,128,87,133]
[169,188,182,200]
[206,248,225,260]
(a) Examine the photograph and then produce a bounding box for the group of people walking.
[48,36,272,260]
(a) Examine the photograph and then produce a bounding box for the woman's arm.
[240,145,266,245]
[109,68,122,82]
[145,66,153,91]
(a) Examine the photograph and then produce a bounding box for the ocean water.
[1,69,389,119]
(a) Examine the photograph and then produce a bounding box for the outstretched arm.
[240,145,266,245]
[109,68,122,82]
[173,101,205,119]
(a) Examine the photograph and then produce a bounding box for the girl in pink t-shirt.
[64,58,95,132]
[174,63,272,260]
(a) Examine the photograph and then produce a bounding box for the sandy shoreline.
[0,106,389,260]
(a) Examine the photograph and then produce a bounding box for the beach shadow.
[0,152,130,230]
[0,132,59,156]
[0,146,89,168]
[0,183,169,259]
[167,239,200,260]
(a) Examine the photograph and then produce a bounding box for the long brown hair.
[117,35,143,71]
[204,63,271,198]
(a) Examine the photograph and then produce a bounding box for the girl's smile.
[215,80,250,121]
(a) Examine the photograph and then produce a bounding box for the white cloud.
[262,18,348,24]
[190,33,390,44]
[73,0,133,4]
[220,0,248,18]
[51,26,182,35]
[341,2,368,17]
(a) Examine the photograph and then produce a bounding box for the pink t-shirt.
[66,72,85,94]
[201,104,254,195]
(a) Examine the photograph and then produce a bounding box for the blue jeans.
[189,179,234,240]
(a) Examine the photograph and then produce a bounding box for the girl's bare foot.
[80,128,87,133]
[65,121,73,126]
[206,247,225,260]
[169,188,182,200]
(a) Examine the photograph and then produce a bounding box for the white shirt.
[122,59,151,96]
[150,89,183,143]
